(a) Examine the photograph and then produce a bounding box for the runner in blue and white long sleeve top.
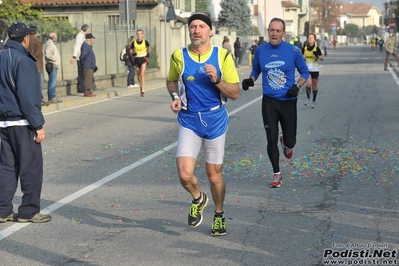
[241,17,309,189]
[250,39,309,101]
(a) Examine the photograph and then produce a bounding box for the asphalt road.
[0,44,398,266]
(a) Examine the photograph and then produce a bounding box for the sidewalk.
[42,64,251,114]
[41,78,166,114]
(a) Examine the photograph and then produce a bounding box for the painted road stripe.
[0,93,262,240]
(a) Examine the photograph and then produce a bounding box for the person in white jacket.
[70,24,89,93]
[44,32,62,103]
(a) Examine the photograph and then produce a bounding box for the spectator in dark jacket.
[258,36,266,45]
[79,33,96,97]
[293,37,302,49]
[234,37,242,67]
[125,36,138,88]
[0,21,51,224]
[249,40,258,68]
[70,24,90,93]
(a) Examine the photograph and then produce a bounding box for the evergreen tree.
[345,23,360,38]
[196,0,212,13]
[218,0,252,36]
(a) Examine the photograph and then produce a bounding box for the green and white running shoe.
[188,192,209,228]
[211,214,226,236]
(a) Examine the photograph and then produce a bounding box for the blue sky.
[340,0,384,11]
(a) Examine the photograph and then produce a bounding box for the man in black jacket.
[234,37,242,67]
[0,22,51,223]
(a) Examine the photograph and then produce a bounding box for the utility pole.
[164,1,167,77]
[119,0,136,39]
[309,0,312,33]
[126,0,130,38]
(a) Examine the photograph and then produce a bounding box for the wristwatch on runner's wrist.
[213,77,221,85]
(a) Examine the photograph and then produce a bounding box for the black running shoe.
[188,192,209,228]
[211,215,226,236]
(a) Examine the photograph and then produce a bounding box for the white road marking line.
[389,66,399,86]
[0,94,262,241]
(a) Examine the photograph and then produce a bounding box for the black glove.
[313,51,319,58]
[286,84,300,97]
[242,78,254,91]
[94,66,98,73]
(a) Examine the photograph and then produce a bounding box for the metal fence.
[236,35,264,66]
[0,20,157,82]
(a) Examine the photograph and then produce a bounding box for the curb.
[41,65,250,114]
[41,78,166,114]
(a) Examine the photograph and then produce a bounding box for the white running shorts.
[176,126,226,164]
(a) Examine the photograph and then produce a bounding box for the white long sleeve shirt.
[72,31,85,60]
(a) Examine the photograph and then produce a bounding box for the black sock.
[214,211,224,217]
[306,87,311,98]
[193,192,202,203]
[312,90,318,101]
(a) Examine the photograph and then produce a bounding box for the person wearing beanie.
[166,12,240,236]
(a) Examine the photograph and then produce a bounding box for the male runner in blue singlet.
[166,13,239,236]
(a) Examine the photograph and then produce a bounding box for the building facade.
[338,2,382,30]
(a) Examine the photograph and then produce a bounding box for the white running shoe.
[311,101,316,109]
[305,98,310,106]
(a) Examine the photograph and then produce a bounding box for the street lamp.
[119,0,137,39]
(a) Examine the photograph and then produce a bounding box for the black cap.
[8,22,30,41]
[85,33,95,39]
[29,26,38,34]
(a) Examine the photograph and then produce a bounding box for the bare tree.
[312,0,342,34]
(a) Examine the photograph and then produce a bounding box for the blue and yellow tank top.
[179,46,226,112]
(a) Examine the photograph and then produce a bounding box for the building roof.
[282,1,300,8]
[338,3,373,16]
[22,0,157,6]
